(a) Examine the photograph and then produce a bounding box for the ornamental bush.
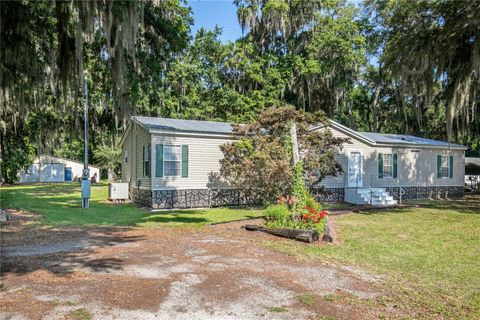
[264,204,290,222]
[305,195,322,211]
[300,206,328,233]
[217,105,347,202]
[264,198,327,234]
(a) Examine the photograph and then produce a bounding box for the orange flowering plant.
[301,206,328,233]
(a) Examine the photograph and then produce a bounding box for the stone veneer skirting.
[311,187,345,202]
[385,186,464,200]
[130,187,152,207]
[131,185,465,208]
[130,187,263,209]
[314,185,464,202]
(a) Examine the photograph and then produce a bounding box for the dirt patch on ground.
[1,212,403,319]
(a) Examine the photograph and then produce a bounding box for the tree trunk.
[0,130,4,185]
[322,219,333,242]
[345,95,356,130]
[371,65,383,133]
[107,168,115,181]
[372,84,381,133]
[398,87,409,133]
[245,225,319,243]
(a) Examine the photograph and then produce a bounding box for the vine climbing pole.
[288,121,308,213]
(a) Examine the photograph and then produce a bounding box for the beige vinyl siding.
[121,123,151,189]
[319,128,368,188]
[319,127,465,188]
[151,133,232,189]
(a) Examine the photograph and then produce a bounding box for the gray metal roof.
[129,116,465,149]
[359,132,465,148]
[133,116,233,134]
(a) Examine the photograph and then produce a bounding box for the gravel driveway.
[0,213,393,320]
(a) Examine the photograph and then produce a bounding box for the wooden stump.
[322,219,333,242]
[0,209,12,222]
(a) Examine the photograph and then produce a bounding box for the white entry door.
[348,151,362,187]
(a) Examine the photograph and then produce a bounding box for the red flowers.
[302,206,328,224]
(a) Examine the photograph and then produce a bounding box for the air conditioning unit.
[108,182,129,201]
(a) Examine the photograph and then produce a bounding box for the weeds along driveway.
[1,214,396,320]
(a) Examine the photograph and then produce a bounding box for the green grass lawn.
[266,195,480,318]
[322,202,353,211]
[3,183,480,317]
[0,183,264,227]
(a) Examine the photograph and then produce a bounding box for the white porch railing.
[395,179,406,204]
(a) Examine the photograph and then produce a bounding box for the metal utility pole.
[81,70,91,208]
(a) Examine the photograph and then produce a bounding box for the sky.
[188,0,362,43]
[189,0,244,43]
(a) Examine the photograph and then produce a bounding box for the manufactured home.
[313,121,466,205]
[120,117,236,209]
[18,155,101,183]
[120,117,466,209]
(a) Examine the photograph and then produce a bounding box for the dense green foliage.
[94,143,122,180]
[264,204,291,223]
[264,203,327,234]
[0,0,192,182]
[221,106,330,233]
[264,200,327,234]
[217,106,346,201]
[290,162,309,211]
[365,0,480,145]
[1,0,478,183]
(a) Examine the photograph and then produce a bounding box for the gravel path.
[0,216,397,320]
[2,239,103,257]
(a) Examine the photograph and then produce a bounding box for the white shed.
[18,155,101,183]
[465,157,480,187]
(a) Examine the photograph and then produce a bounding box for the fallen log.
[245,225,319,243]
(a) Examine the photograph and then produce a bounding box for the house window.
[124,150,128,163]
[163,145,182,176]
[440,155,449,178]
[143,145,151,177]
[378,153,397,179]
[383,154,394,177]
